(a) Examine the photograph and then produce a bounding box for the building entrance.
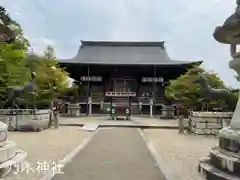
[112,78,137,93]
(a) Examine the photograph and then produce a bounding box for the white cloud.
[28,37,57,55]
[15,12,21,16]
[1,0,239,88]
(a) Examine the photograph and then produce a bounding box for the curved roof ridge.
[59,40,202,66]
[80,40,165,48]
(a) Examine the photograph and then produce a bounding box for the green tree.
[0,6,30,104]
[0,44,29,102]
[164,67,234,110]
[33,45,69,108]
[0,7,69,109]
[16,46,69,109]
[0,6,30,52]
[0,6,29,51]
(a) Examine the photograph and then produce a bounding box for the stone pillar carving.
[229,57,240,129]
[88,97,92,115]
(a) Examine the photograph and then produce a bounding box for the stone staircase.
[101,97,141,116]
[112,97,130,105]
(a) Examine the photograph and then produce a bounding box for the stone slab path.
[52,128,166,180]
[80,123,99,131]
[59,116,189,129]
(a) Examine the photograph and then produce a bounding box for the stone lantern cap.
[213,1,240,44]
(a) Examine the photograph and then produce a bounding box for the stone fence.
[0,109,50,131]
[189,111,233,135]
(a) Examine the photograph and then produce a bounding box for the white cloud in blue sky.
[1,0,239,88]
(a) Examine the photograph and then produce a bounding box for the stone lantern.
[199,1,240,179]
[0,121,27,177]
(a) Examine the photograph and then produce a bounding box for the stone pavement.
[51,128,167,180]
[59,116,189,129]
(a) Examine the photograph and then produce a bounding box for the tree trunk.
[48,101,53,128]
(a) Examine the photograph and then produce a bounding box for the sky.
[1,0,239,88]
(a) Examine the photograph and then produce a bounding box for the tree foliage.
[0,7,69,109]
[0,6,29,51]
[0,6,30,102]
[24,46,69,108]
[165,66,238,110]
[0,43,30,102]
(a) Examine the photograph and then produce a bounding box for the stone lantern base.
[0,122,27,177]
[161,105,175,119]
[198,128,240,180]
[198,58,240,179]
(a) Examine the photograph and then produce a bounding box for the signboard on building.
[80,76,102,82]
[105,92,136,97]
[141,77,164,83]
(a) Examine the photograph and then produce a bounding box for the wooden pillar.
[153,66,156,98]
[161,81,165,98]
[86,64,90,116]
[152,65,157,115]
[103,77,106,94]
[137,78,140,98]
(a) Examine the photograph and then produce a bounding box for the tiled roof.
[60,41,202,65]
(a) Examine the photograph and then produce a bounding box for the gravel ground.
[143,129,218,180]
[4,127,93,180]
[2,126,218,180]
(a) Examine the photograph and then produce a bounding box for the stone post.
[150,99,154,117]
[139,102,142,115]
[53,110,59,129]
[8,112,16,131]
[178,115,184,133]
[177,105,185,133]
[88,97,92,115]
[100,101,104,109]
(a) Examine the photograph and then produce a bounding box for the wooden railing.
[92,95,104,102]
[155,98,165,104]
[138,97,165,104]
[105,92,136,97]
[138,97,150,103]
[62,95,165,104]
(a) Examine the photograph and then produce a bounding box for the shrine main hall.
[59,41,202,115]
